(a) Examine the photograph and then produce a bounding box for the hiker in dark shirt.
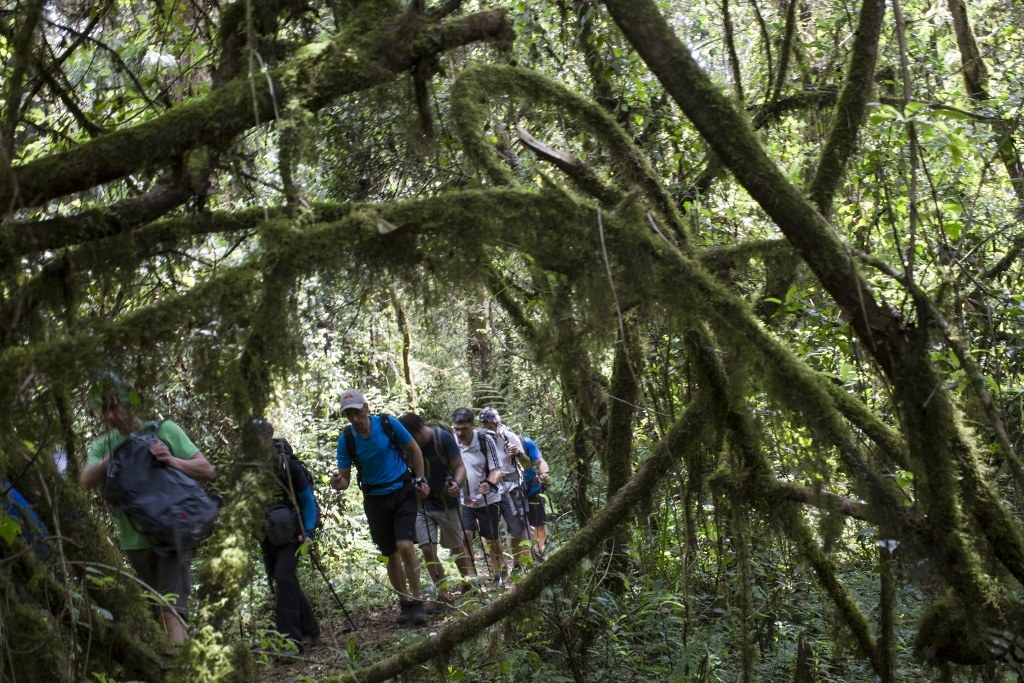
[249,418,320,653]
[399,413,476,604]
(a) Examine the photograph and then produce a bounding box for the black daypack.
[265,502,299,546]
[419,425,456,501]
[342,415,410,491]
[103,421,220,556]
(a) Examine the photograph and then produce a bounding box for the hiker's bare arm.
[331,468,351,491]
[487,466,502,487]
[537,456,551,484]
[80,458,108,489]
[506,434,531,468]
[405,439,425,479]
[446,457,466,496]
[153,442,216,480]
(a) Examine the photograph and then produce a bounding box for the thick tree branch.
[807,0,885,214]
[1,8,509,211]
[6,183,193,259]
[600,0,901,372]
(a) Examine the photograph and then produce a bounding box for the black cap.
[248,418,274,438]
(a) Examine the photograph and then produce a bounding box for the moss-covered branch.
[1,8,509,212]
[807,0,885,214]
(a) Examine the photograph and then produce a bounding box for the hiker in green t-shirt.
[80,376,216,646]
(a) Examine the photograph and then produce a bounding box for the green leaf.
[933,107,973,121]
[0,513,21,545]
[905,101,926,115]
[943,220,962,241]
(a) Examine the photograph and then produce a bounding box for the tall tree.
[4,0,1024,679]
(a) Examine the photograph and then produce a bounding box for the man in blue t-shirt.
[521,436,552,558]
[330,389,429,626]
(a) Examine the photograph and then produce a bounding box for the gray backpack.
[104,421,220,556]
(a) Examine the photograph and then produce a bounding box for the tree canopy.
[4,0,1024,680]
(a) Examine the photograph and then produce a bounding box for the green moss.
[450,65,687,243]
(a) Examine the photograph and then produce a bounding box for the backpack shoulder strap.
[431,426,454,475]
[343,425,358,468]
[378,414,406,459]
[285,451,322,531]
[477,429,498,471]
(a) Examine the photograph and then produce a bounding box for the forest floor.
[251,545,533,681]
[252,585,491,682]
[254,602,434,682]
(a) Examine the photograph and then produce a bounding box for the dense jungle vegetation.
[4,0,1024,680]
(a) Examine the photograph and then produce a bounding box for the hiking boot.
[301,632,320,650]
[531,545,546,563]
[395,599,412,625]
[405,598,428,626]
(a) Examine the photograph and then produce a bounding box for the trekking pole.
[308,541,358,633]
[450,475,479,579]
[422,497,445,596]
[468,502,491,578]
[476,516,492,579]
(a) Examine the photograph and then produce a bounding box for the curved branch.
[6,183,193,258]
[1,8,510,211]
[452,64,688,245]
[807,0,885,215]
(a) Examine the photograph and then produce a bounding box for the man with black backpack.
[81,377,216,646]
[329,389,430,626]
[398,412,476,605]
[248,419,320,653]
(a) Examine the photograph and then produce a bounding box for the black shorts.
[499,488,528,537]
[460,503,502,541]
[363,484,418,556]
[527,492,546,527]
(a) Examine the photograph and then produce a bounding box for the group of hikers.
[78,379,552,653]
